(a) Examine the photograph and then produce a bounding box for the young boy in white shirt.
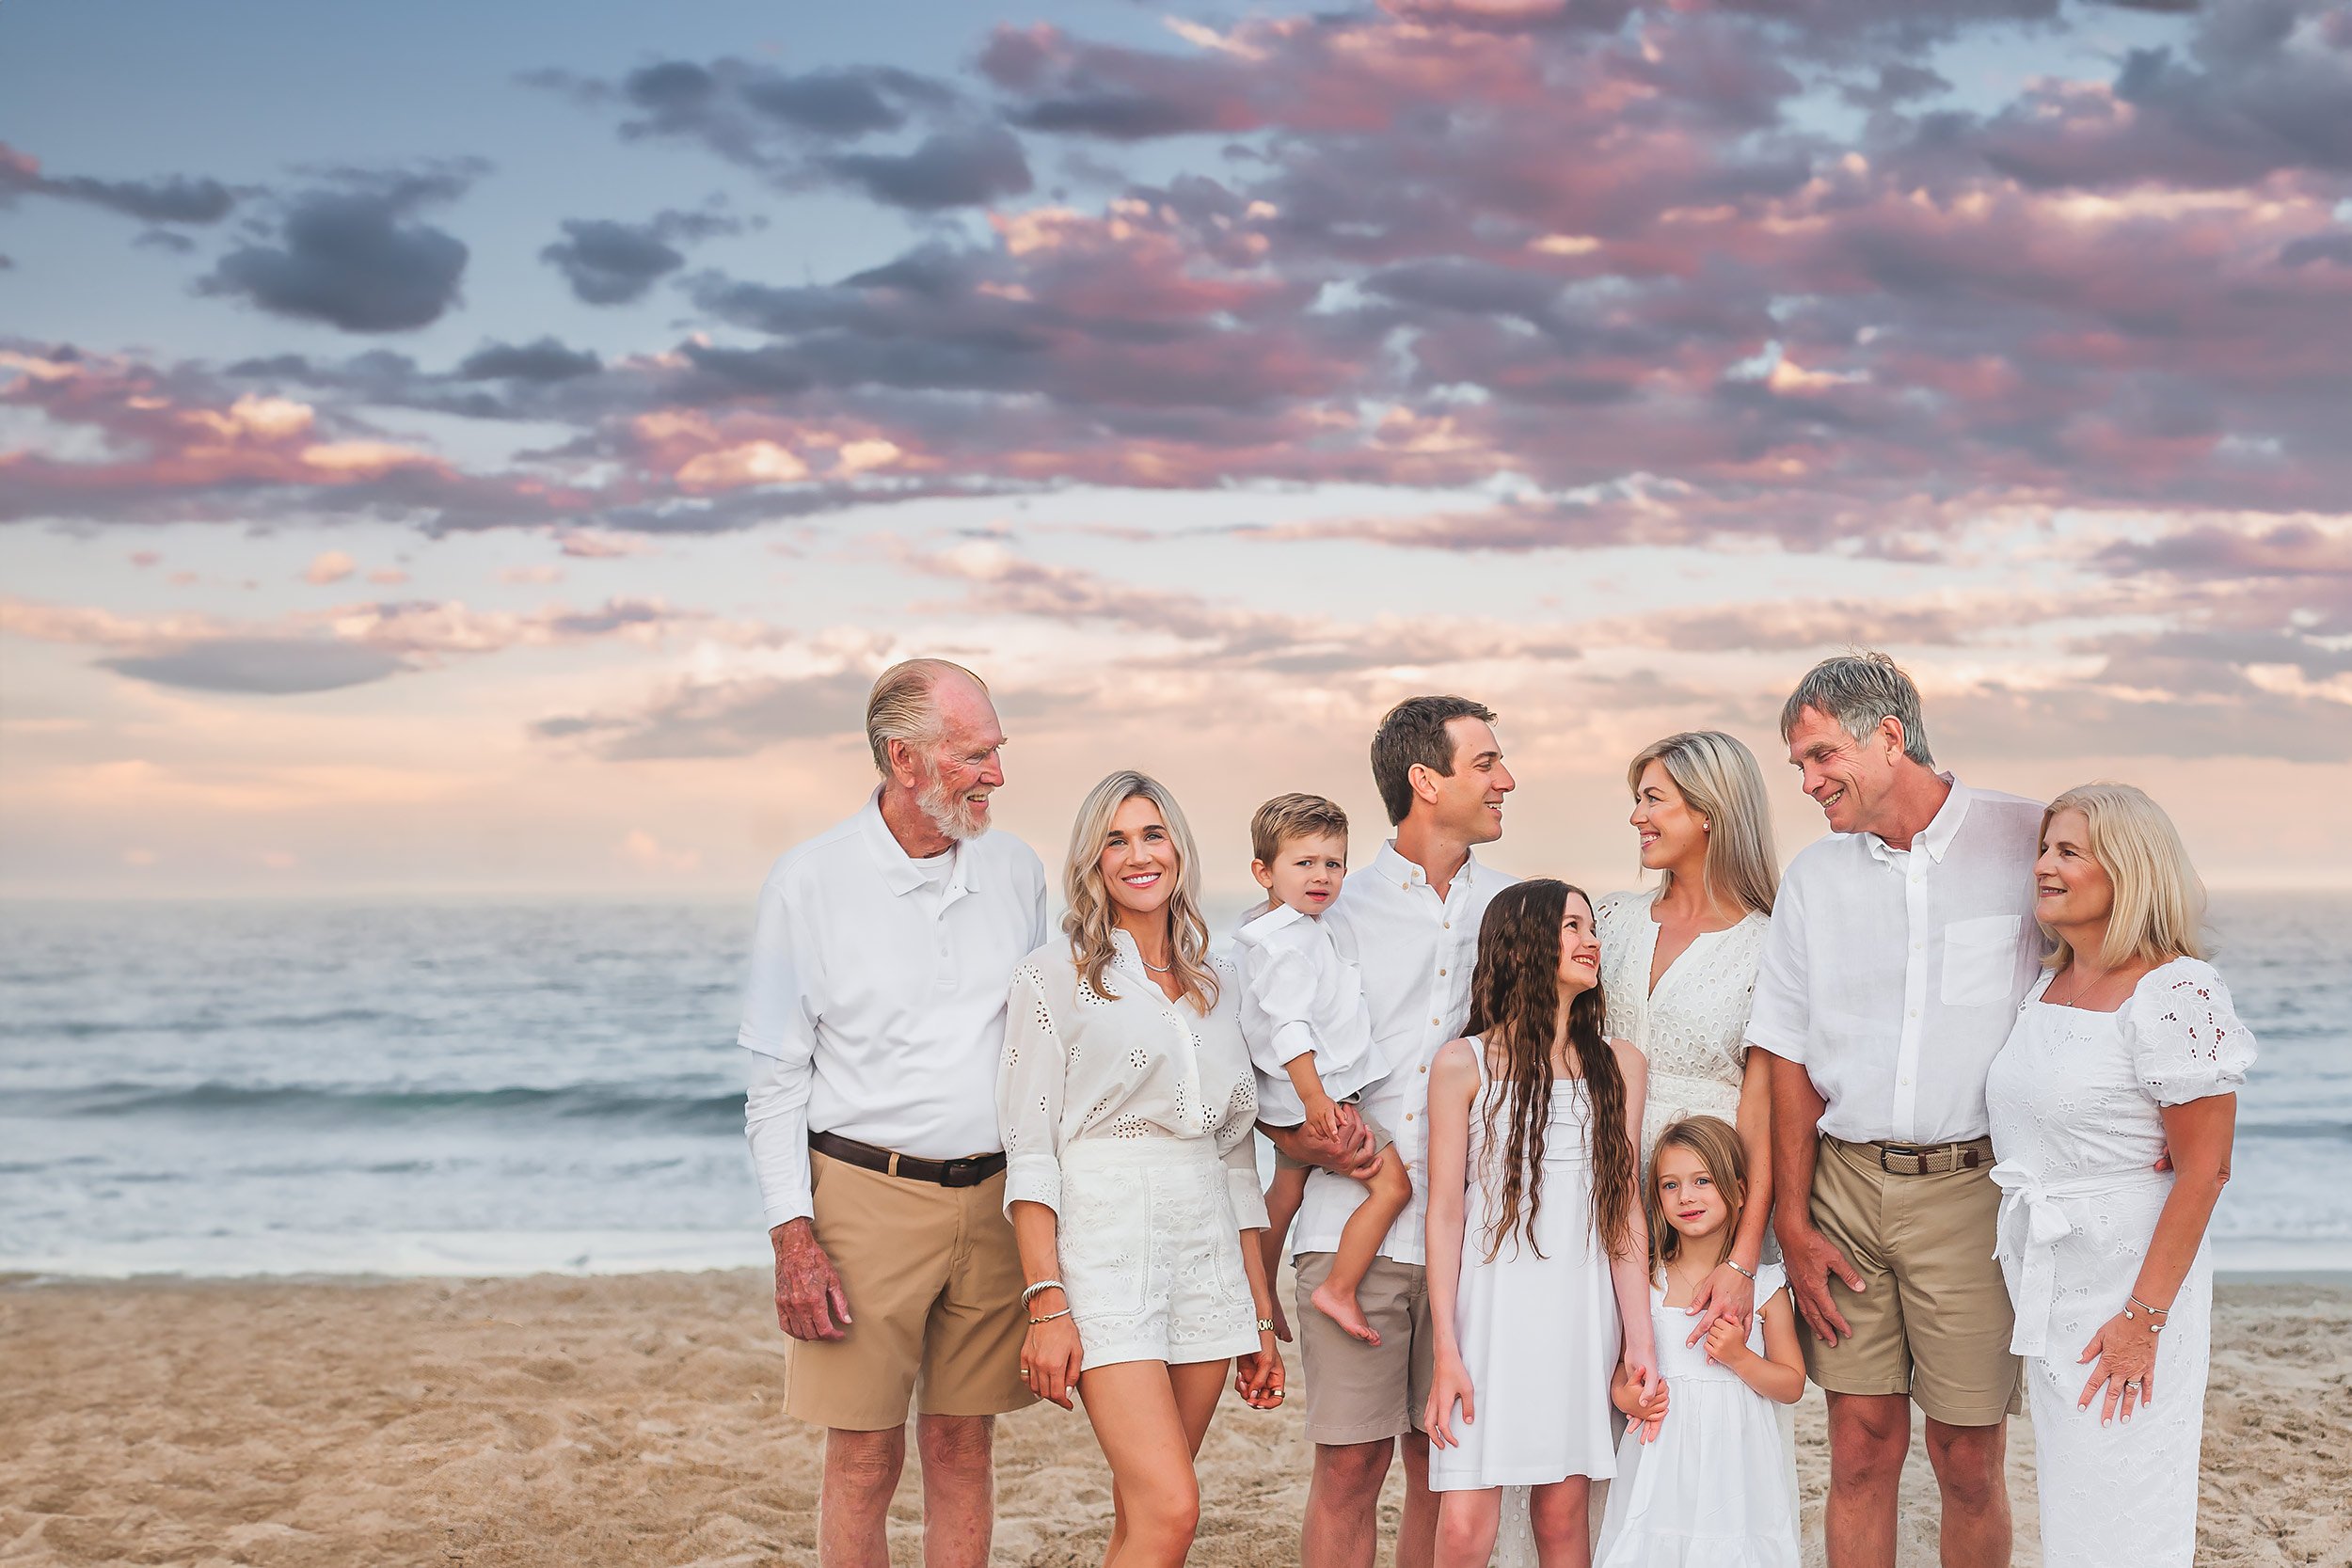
[1235,793,1412,1345]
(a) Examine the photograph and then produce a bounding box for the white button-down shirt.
[1292,841,1516,1266]
[1747,776,2042,1145]
[739,790,1047,1227]
[1232,902,1378,1125]
[996,932,1268,1229]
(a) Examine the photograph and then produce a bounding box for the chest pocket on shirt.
[1939,914,2023,1007]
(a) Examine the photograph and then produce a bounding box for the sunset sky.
[4,0,2349,902]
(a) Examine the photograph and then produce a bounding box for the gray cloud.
[454,337,602,382]
[199,166,479,333]
[0,141,238,224]
[98,637,409,694]
[539,208,749,306]
[821,126,1033,210]
[535,668,873,759]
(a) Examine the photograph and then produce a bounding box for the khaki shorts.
[1294,1252,1432,1445]
[784,1150,1035,1431]
[1804,1134,2021,1427]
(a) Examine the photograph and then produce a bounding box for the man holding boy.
[1749,652,2042,1568]
[1267,694,1518,1568]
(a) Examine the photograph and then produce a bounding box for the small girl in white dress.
[1422,880,1655,1568]
[1595,1115,1802,1568]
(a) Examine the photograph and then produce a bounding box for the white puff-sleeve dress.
[1984,958,2257,1568]
[996,930,1268,1370]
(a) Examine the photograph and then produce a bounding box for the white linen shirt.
[1746,776,2042,1145]
[739,789,1047,1228]
[1292,841,1517,1267]
[1232,903,1378,1125]
[995,931,1269,1230]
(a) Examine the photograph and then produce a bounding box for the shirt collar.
[1373,838,1483,896]
[1237,901,1306,942]
[857,786,974,896]
[1864,773,1971,866]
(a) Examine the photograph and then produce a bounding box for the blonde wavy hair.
[2040,783,2209,972]
[1627,731,1779,918]
[1061,770,1220,1012]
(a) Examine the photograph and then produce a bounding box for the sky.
[3,0,2349,903]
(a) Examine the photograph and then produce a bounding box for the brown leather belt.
[810,1130,1006,1188]
[1846,1135,1994,1176]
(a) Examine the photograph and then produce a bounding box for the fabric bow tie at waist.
[1989,1160,2168,1357]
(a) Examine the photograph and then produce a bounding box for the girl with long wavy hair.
[1422,879,1657,1567]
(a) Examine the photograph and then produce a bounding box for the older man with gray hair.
[740,658,1047,1568]
[1749,651,2043,1568]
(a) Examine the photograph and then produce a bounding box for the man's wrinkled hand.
[771,1218,851,1341]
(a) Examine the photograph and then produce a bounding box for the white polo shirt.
[739,789,1047,1227]
[1746,776,2043,1146]
[1292,840,1516,1267]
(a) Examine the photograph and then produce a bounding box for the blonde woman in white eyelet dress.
[1493,732,1779,1568]
[1983,784,2253,1568]
[997,769,1284,1568]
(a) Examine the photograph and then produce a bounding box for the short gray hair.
[865,657,985,775]
[1779,651,1933,767]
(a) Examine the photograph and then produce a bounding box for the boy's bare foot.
[1311,1279,1381,1345]
[1271,1296,1294,1343]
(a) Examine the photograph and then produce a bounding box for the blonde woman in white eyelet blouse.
[996,771,1282,1568]
[999,929,1271,1369]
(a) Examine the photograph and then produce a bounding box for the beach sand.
[3,1271,2346,1567]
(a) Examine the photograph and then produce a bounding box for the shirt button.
[1419,1064,1427,1074]
[1909,1008,1919,1019]
[1443,921,1451,929]
[1405,1112,1415,1122]
[1438,968,1448,977]
[1432,1018,1441,1026]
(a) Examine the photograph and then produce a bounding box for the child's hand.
[1612,1362,1669,1436]
[1702,1316,1754,1370]
[1423,1352,1476,1450]
[1302,1088,1341,1143]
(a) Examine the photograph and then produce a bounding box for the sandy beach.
[3,1270,2346,1568]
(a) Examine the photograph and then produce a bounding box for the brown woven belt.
[809,1130,1006,1188]
[1844,1135,1994,1176]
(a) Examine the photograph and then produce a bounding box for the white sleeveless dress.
[1427,1039,1621,1494]
[1984,959,2254,1568]
[1592,1265,1801,1567]
[1493,889,1770,1565]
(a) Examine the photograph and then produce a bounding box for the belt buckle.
[1879,1143,1920,1175]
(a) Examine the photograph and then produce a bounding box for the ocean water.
[1,895,2345,1278]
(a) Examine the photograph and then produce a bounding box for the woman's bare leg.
[1079,1359,1230,1568]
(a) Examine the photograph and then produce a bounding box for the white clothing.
[997,933,1268,1370]
[1597,888,1770,1153]
[1295,842,1516,1266]
[1053,1137,1264,1370]
[1428,1040,1620,1493]
[1592,1265,1800,1568]
[1985,959,2255,1568]
[1745,776,2042,1145]
[1232,902,1377,1126]
[739,790,1047,1227]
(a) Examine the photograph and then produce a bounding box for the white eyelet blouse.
[996,928,1269,1230]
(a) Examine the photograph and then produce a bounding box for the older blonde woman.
[1984,784,2255,1568]
[997,770,1284,1568]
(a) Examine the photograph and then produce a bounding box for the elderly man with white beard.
[739,658,1048,1568]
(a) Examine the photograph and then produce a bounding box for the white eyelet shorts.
[1057,1135,1261,1371]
